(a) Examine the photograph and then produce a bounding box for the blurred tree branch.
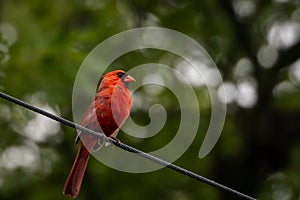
[216,0,257,63]
[275,41,300,70]
[217,0,300,109]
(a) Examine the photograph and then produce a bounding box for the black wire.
[0,91,257,200]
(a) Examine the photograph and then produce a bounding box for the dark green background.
[0,0,300,199]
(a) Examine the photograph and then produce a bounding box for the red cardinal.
[63,70,135,198]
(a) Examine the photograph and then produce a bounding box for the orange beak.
[124,75,136,83]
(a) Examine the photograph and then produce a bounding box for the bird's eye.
[117,72,125,78]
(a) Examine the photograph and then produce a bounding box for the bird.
[63,70,135,198]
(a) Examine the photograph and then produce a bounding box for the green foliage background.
[0,0,300,199]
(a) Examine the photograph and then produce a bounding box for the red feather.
[63,70,135,198]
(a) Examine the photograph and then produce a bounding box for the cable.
[0,91,257,200]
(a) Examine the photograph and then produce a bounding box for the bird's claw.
[110,137,121,145]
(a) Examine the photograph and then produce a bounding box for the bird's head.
[101,70,136,89]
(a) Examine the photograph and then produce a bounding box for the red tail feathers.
[63,144,90,198]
